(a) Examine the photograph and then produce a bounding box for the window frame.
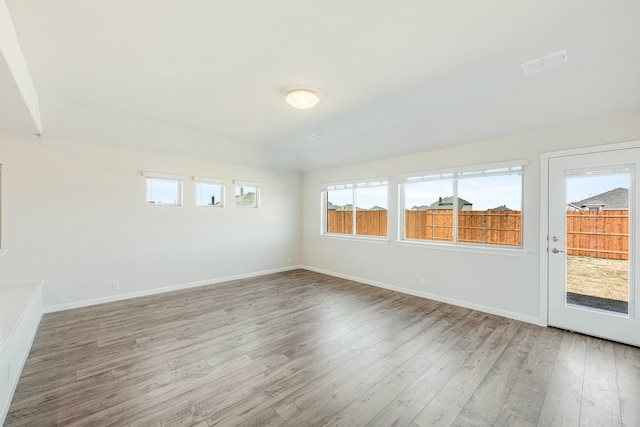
[143,171,184,206]
[321,177,389,240]
[234,180,261,208]
[193,176,226,207]
[0,161,3,254]
[399,160,526,252]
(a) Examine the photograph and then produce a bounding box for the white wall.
[301,112,640,325]
[0,129,302,310]
[2,111,640,320]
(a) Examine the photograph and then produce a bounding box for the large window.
[143,172,183,206]
[322,179,388,238]
[401,162,524,247]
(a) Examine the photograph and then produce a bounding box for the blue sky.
[329,169,631,211]
[328,174,523,211]
[405,175,522,211]
[328,188,389,209]
[565,171,629,203]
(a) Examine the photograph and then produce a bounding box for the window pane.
[146,177,181,205]
[355,186,387,237]
[235,185,258,207]
[404,179,454,242]
[0,164,3,247]
[565,168,629,314]
[457,173,522,246]
[196,182,223,206]
[327,188,353,235]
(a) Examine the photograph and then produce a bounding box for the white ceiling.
[2,0,640,171]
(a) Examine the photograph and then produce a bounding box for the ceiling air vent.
[521,49,568,74]
[305,132,323,140]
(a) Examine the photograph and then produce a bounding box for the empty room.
[1,1,640,426]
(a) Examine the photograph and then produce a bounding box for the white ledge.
[320,234,390,244]
[0,281,42,359]
[396,240,529,257]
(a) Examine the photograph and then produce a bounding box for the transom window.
[143,172,183,206]
[322,179,388,238]
[234,180,261,208]
[194,177,225,207]
[401,162,524,247]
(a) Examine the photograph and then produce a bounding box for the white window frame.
[193,176,226,207]
[234,180,261,208]
[321,177,389,240]
[399,160,526,253]
[0,161,3,255]
[143,171,183,206]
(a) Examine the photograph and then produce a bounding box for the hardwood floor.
[5,269,639,426]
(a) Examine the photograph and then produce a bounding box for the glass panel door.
[565,168,630,315]
[548,148,638,347]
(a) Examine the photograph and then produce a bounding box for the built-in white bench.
[0,281,43,425]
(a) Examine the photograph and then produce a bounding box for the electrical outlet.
[112,281,120,291]
[6,363,11,382]
[287,257,292,264]
[419,278,426,288]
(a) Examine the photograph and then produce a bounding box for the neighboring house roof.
[570,187,628,210]
[489,205,511,211]
[235,191,256,206]
[410,205,431,211]
[329,204,388,211]
[428,196,473,210]
[327,202,387,211]
[328,203,358,211]
[409,196,473,211]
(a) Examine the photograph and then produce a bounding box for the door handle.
[552,248,564,254]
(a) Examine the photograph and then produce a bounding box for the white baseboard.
[302,265,544,326]
[0,281,43,426]
[44,265,303,313]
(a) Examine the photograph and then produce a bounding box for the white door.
[548,147,639,347]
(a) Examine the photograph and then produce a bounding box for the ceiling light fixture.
[285,89,319,109]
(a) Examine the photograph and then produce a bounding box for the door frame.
[540,140,640,326]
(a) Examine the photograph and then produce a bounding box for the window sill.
[396,240,528,257]
[320,234,389,244]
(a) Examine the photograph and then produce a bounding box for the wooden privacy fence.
[327,210,387,237]
[566,210,628,260]
[328,209,630,259]
[404,210,522,246]
[327,210,521,245]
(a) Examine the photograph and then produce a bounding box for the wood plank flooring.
[5,269,640,426]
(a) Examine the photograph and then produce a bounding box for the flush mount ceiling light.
[285,89,319,109]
